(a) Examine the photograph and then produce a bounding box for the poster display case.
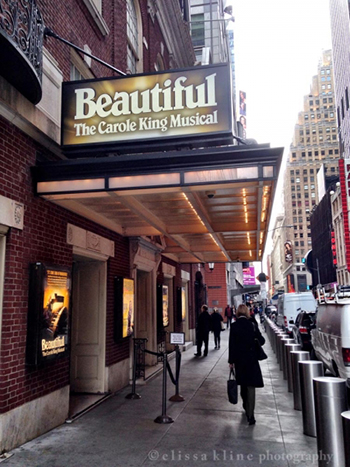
[114,276,134,341]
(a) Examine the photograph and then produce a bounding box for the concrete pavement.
[2,324,319,467]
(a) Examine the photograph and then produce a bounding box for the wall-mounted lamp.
[208,262,215,272]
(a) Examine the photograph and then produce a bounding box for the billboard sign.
[284,240,293,263]
[243,266,255,285]
[61,63,232,153]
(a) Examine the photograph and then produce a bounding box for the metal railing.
[0,0,44,83]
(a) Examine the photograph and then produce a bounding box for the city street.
[2,327,319,467]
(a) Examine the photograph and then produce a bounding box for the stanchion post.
[169,345,185,402]
[313,377,348,467]
[125,338,141,400]
[154,352,174,424]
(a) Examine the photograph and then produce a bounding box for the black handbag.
[255,338,268,361]
[227,368,238,404]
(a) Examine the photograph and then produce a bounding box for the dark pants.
[197,332,209,355]
[240,385,256,419]
[226,317,231,329]
[213,330,221,348]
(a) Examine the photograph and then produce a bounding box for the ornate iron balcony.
[0,0,44,104]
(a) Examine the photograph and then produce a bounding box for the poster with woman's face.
[123,279,134,338]
[284,240,293,263]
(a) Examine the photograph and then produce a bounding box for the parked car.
[276,292,317,336]
[291,310,316,352]
[265,305,277,318]
[311,290,350,388]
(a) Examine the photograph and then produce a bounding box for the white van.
[311,299,350,388]
[277,292,317,335]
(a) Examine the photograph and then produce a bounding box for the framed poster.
[162,285,169,328]
[114,276,134,341]
[181,287,186,322]
[26,263,71,365]
[123,278,134,338]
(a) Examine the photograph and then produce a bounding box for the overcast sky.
[228,0,333,269]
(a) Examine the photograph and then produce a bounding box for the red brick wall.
[205,263,228,318]
[37,0,171,80]
[0,117,130,414]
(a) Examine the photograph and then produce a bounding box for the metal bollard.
[341,411,350,467]
[291,351,310,410]
[285,343,301,392]
[299,361,324,437]
[276,333,288,365]
[272,328,280,354]
[281,338,294,377]
[313,377,347,467]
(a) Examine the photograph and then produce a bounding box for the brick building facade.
[0,0,198,451]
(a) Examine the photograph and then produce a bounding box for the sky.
[227,0,333,269]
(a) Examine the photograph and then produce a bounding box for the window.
[191,13,205,47]
[296,178,300,183]
[303,169,307,174]
[304,185,308,190]
[127,0,139,74]
[302,152,306,158]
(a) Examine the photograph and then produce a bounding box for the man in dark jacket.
[224,304,233,329]
[211,307,224,349]
[194,304,211,357]
[228,304,265,425]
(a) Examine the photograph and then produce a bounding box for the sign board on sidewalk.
[170,332,185,345]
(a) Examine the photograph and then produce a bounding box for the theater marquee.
[61,63,232,153]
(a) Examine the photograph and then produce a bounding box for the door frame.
[71,247,107,394]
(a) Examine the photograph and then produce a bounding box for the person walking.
[228,304,265,425]
[224,304,233,329]
[211,307,223,349]
[194,304,211,357]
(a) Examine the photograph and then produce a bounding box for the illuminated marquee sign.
[61,63,232,152]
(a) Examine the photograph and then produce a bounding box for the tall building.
[189,0,231,65]
[329,0,350,282]
[283,50,339,291]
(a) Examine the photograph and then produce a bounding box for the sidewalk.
[3,325,318,467]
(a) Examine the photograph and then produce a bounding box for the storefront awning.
[32,143,283,264]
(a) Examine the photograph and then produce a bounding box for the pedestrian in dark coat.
[224,304,233,328]
[194,304,211,357]
[211,307,223,349]
[228,304,265,425]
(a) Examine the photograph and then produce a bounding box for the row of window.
[300,127,336,135]
[292,200,317,207]
[292,193,316,199]
[290,168,315,175]
[291,148,339,158]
